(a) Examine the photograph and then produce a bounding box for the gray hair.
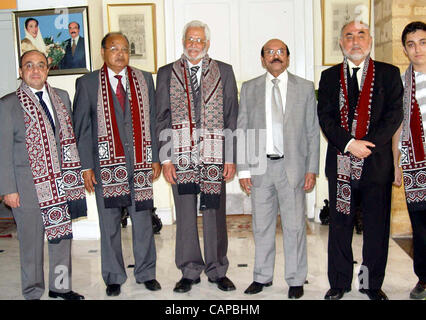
[182,20,211,42]
[340,20,370,39]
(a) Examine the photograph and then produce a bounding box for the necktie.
[271,78,284,156]
[114,75,126,112]
[352,67,360,101]
[190,66,200,96]
[72,39,76,56]
[35,91,55,133]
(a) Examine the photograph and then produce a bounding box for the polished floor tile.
[0,218,418,300]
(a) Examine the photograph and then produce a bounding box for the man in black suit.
[317,20,403,300]
[60,21,86,69]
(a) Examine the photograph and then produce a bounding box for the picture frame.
[13,6,92,76]
[107,3,157,73]
[321,0,371,66]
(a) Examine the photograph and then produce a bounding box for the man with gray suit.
[238,39,319,299]
[73,32,161,296]
[156,20,239,293]
[0,50,86,300]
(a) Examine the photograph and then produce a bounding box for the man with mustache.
[60,22,86,69]
[73,32,161,297]
[155,20,238,293]
[317,21,403,300]
[237,39,319,299]
[0,50,86,300]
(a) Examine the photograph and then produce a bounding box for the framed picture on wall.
[13,6,92,76]
[107,3,157,73]
[321,0,371,66]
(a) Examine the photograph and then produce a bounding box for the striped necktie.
[190,66,200,96]
[35,91,55,133]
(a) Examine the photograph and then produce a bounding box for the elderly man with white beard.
[317,20,403,300]
[155,20,239,293]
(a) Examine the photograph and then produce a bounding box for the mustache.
[272,58,282,63]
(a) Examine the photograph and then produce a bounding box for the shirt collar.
[107,67,126,78]
[266,69,288,82]
[71,36,80,43]
[188,60,203,69]
[347,59,365,74]
[29,84,47,96]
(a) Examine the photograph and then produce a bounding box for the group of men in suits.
[0,18,424,301]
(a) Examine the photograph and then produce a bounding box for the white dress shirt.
[188,60,203,86]
[238,70,288,179]
[71,36,80,47]
[30,85,55,125]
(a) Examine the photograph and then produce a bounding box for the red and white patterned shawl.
[96,64,153,211]
[336,55,375,215]
[400,64,426,211]
[170,54,224,210]
[17,82,86,243]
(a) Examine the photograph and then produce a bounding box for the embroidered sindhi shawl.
[170,54,224,210]
[400,64,426,211]
[97,64,153,211]
[17,82,86,243]
[336,55,375,215]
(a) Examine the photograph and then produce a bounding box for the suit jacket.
[317,60,403,185]
[155,59,239,164]
[60,37,86,69]
[0,87,71,209]
[237,72,320,189]
[72,68,159,184]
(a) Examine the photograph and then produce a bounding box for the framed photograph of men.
[321,0,371,66]
[107,3,158,73]
[13,6,92,76]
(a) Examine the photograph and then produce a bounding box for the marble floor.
[0,216,419,301]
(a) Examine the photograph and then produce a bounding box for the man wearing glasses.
[0,50,86,300]
[73,32,161,297]
[237,39,319,299]
[156,20,239,293]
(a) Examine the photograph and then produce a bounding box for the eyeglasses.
[185,37,207,44]
[105,46,130,54]
[263,49,286,56]
[22,62,48,71]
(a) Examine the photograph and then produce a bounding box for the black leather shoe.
[324,288,351,300]
[288,286,304,299]
[137,279,161,291]
[244,281,273,295]
[359,288,388,300]
[208,276,236,291]
[48,290,85,300]
[173,278,200,293]
[106,284,121,296]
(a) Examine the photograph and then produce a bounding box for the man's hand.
[347,140,375,159]
[303,173,316,191]
[162,162,177,184]
[152,162,161,180]
[239,178,253,195]
[223,163,236,182]
[393,166,403,187]
[3,193,20,208]
[82,169,97,193]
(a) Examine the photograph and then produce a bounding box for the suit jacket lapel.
[284,72,297,128]
[256,74,267,129]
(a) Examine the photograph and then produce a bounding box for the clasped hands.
[82,162,162,193]
[162,162,236,185]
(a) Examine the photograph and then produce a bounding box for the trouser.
[250,158,307,286]
[407,209,426,283]
[327,180,392,290]
[95,186,157,285]
[13,206,72,300]
[172,181,229,281]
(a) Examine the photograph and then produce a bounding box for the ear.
[205,40,211,52]
[18,68,23,79]
[101,48,105,60]
[261,56,266,69]
[403,46,408,57]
